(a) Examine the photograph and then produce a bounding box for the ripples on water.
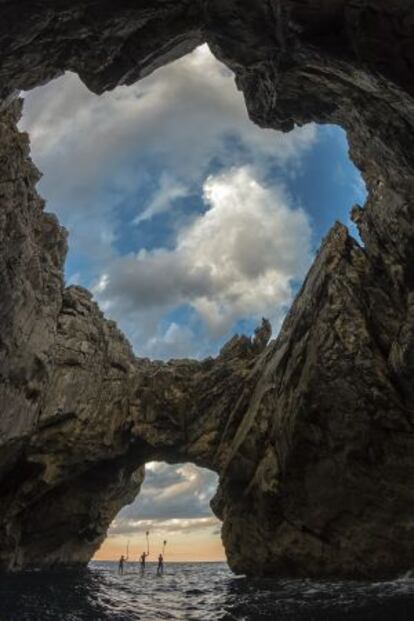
[0,561,413,620]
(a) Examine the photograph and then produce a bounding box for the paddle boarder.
[157,540,167,575]
[140,530,150,573]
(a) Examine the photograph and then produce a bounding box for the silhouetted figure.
[157,554,164,576]
[118,554,127,575]
[140,551,149,573]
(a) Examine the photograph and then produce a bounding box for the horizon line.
[90,559,228,564]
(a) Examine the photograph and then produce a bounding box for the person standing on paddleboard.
[119,540,129,575]
[139,550,149,572]
[157,553,164,575]
[157,540,167,575]
[140,530,150,573]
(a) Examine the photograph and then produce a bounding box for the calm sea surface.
[0,561,413,620]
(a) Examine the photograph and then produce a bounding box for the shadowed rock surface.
[0,1,413,577]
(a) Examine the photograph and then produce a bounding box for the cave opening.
[19,43,367,362]
[93,462,224,565]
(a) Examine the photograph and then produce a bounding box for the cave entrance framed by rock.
[0,1,413,579]
[94,461,224,565]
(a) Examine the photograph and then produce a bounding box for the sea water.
[0,561,413,620]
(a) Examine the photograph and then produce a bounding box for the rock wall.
[0,1,413,577]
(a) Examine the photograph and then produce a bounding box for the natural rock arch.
[0,1,413,577]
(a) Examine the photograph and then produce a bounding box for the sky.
[20,44,366,562]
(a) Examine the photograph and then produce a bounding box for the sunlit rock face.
[0,0,414,577]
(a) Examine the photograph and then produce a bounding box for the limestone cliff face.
[0,1,414,577]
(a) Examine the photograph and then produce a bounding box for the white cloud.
[143,323,199,360]
[20,45,316,271]
[20,44,316,358]
[133,173,192,224]
[93,166,312,348]
[22,43,313,183]
[108,462,220,538]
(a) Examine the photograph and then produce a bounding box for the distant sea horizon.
[91,559,227,564]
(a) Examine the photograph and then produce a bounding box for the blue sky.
[20,45,366,555]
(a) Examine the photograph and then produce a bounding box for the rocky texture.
[0,1,414,577]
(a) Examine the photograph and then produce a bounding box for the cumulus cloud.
[94,166,312,345]
[20,45,316,273]
[20,44,316,358]
[108,463,220,539]
[22,45,316,186]
[121,462,217,520]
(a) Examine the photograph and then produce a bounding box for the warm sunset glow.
[93,525,226,563]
